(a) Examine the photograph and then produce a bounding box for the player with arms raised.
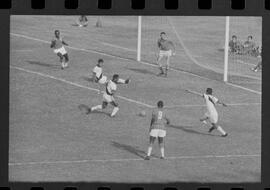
[186,88,228,137]
[156,32,176,77]
[87,74,130,117]
[145,100,170,160]
[50,30,69,69]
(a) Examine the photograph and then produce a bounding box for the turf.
[9,16,261,182]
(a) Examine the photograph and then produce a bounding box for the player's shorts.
[205,111,218,124]
[149,129,166,138]
[97,76,107,84]
[159,50,172,58]
[54,46,67,55]
[103,93,115,103]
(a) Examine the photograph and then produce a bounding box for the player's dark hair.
[98,59,104,63]
[112,74,119,81]
[55,30,60,34]
[206,88,213,95]
[248,35,253,39]
[157,100,164,108]
[232,35,237,39]
[160,32,166,35]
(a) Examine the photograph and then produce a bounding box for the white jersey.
[203,93,218,115]
[93,66,103,79]
[105,80,117,96]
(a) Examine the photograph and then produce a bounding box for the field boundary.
[10,32,261,95]
[9,154,260,166]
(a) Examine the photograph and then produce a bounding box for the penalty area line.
[10,66,154,108]
[9,154,260,166]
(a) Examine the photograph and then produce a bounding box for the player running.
[91,59,108,93]
[87,74,130,117]
[145,100,170,160]
[199,88,228,137]
[156,32,176,77]
[185,88,228,137]
[50,30,69,69]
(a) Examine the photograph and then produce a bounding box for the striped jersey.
[151,109,168,130]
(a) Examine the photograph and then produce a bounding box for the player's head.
[206,88,213,95]
[97,58,104,66]
[232,35,237,41]
[112,74,119,82]
[160,32,167,40]
[157,100,164,108]
[55,30,60,38]
[247,35,253,41]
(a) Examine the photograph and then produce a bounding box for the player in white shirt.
[92,59,108,93]
[87,74,130,117]
[200,88,228,137]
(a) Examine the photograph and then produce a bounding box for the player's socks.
[158,67,164,75]
[61,62,65,69]
[111,107,119,117]
[160,147,165,158]
[217,126,227,136]
[91,105,102,111]
[147,146,152,157]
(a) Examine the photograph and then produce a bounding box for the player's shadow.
[78,104,111,117]
[168,125,218,137]
[27,60,56,68]
[127,67,156,76]
[111,141,146,159]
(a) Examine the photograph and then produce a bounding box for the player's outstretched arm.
[117,78,130,84]
[50,40,55,48]
[217,100,227,107]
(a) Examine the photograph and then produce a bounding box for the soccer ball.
[139,110,146,117]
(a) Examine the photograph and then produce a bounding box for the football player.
[200,88,228,137]
[156,32,176,77]
[87,74,130,117]
[145,100,170,160]
[50,30,69,69]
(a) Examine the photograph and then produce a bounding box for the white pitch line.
[10,32,262,95]
[10,66,154,108]
[236,59,257,66]
[12,49,34,52]
[8,154,260,166]
[165,102,261,109]
[226,82,261,95]
[167,17,261,81]
[101,42,137,52]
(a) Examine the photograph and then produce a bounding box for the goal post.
[137,16,142,62]
[223,16,230,82]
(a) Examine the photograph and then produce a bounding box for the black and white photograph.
[9,15,261,182]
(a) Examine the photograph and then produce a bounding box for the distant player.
[251,46,262,72]
[156,32,176,77]
[229,35,241,54]
[145,100,170,160]
[199,88,228,137]
[92,59,108,84]
[50,30,69,69]
[87,74,130,117]
[77,15,88,27]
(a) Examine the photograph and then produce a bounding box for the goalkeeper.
[156,32,176,77]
